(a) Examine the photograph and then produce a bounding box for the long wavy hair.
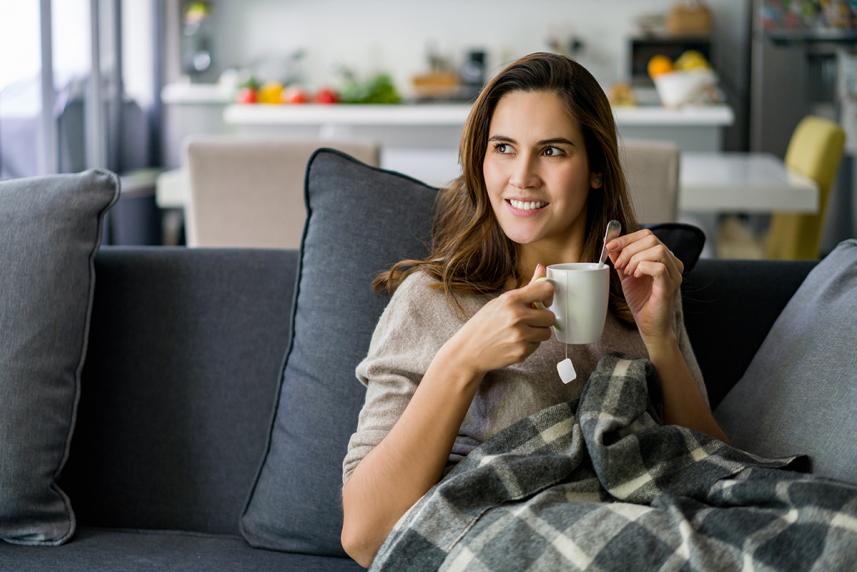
[372,52,639,325]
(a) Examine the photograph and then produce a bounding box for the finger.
[528,307,557,328]
[645,245,682,284]
[610,231,660,271]
[631,260,672,285]
[519,277,554,307]
[627,253,680,287]
[523,341,540,356]
[625,243,678,278]
[522,324,554,342]
[529,263,546,284]
[605,228,654,256]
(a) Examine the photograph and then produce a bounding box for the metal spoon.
[598,219,622,268]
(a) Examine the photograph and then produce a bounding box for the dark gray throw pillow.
[0,170,119,545]
[239,149,438,556]
[715,239,857,484]
[239,148,709,556]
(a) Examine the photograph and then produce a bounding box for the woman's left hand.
[606,229,684,344]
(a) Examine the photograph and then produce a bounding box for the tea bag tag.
[557,357,576,384]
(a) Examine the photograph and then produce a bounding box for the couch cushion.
[0,170,118,546]
[240,149,438,556]
[715,239,857,482]
[0,527,362,572]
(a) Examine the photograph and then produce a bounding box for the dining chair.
[619,139,680,224]
[185,137,380,248]
[765,116,846,260]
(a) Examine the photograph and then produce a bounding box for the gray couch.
[0,245,816,571]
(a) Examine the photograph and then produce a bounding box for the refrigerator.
[750,0,857,252]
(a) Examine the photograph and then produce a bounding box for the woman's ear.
[590,172,603,189]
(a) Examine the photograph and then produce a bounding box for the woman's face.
[483,89,601,247]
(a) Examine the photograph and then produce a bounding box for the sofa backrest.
[683,258,816,407]
[58,247,297,536]
[58,247,815,535]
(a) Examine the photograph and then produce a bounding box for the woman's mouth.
[505,199,549,217]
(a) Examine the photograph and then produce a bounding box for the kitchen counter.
[222,102,734,128]
[221,103,733,186]
[162,82,733,184]
[162,83,734,125]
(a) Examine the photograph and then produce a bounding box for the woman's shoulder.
[388,268,444,307]
[377,269,445,322]
[363,270,459,363]
[384,268,483,326]
[397,267,441,291]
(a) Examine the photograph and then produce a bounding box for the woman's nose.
[509,154,540,189]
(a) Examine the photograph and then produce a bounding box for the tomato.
[314,87,338,104]
[284,87,308,104]
[236,87,258,104]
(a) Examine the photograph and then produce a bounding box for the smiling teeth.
[510,200,546,210]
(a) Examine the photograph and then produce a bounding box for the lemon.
[675,50,710,71]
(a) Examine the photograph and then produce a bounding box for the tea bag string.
[564,270,569,362]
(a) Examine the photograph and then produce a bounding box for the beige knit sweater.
[342,270,707,486]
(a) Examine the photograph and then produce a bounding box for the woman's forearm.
[341,343,483,567]
[646,336,729,443]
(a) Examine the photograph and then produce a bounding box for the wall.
[178,0,745,96]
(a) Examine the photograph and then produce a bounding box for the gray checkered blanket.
[370,354,857,571]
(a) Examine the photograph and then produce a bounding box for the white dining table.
[679,152,819,213]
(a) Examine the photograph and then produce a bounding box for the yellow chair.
[765,116,846,260]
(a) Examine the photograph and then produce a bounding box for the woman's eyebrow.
[488,135,576,146]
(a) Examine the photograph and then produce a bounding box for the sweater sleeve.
[342,271,452,486]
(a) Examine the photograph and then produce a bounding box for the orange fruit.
[647,55,674,78]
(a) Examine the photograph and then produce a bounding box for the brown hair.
[372,52,639,324]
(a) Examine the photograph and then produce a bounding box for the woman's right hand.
[442,264,556,376]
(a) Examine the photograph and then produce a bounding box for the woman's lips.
[505,199,548,217]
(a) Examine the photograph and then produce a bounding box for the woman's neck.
[515,239,586,288]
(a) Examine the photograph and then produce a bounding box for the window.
[0,0,156,180]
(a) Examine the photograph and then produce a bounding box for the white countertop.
[221,102,734,127]
[223,103,470,125]
[162,83,234,104]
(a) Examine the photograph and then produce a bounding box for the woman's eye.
[543,146,564,157]
[494,143,511,154]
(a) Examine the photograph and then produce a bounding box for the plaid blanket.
[370,354,857,571]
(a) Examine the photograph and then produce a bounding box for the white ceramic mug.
[545,263,610,345]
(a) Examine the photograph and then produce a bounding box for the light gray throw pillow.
[0,170,119,545]
[715,239,857,483]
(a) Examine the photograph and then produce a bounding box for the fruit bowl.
[653,68,720,108]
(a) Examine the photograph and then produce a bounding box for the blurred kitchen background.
[1,0,855,258]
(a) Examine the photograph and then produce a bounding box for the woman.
[340,52,727,568]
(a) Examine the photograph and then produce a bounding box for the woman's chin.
[505,230,542,245]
